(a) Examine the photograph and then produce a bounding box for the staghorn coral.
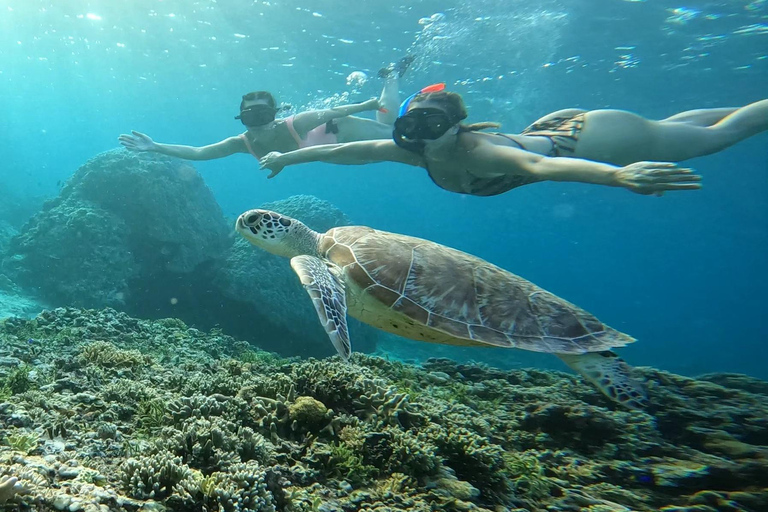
[160,416,272,474]
[119,451,199,502]
[200,461,276,511]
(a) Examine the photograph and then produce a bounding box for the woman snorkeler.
[117,57,414,161]
[259,84,767,196]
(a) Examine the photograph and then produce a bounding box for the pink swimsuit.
[240,115,339,159]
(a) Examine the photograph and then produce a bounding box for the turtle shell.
[318,226,634,355]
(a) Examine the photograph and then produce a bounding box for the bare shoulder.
[369,139,426,167]
[225,133,250,154]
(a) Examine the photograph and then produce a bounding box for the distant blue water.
[1,0,766,378]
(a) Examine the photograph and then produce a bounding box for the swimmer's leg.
[660,107,739,126]
[377,78,399,125]
[576,100,768,164]
[651,99,768,160]
[334,116,392,143]
[376,56,414,125]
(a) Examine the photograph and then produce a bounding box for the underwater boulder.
[2,150,231,308]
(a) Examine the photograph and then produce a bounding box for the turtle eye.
[246,214,261,225]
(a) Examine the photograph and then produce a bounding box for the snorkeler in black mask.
[392,83,466,152]
[235,103,292,127]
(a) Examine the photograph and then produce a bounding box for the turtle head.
[236,209,319,258]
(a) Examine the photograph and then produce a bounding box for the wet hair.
[240,91,277,111]
[410,91,500,132]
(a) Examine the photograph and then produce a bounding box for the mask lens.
[395,108,453,140]
[394,115,419,135]
[237,105,277,126]
[424,114,450,133]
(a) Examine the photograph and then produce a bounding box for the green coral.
[326,441,377,486]
[137,397,169,432]
[0,364,34,395]
[2,429,40,454]
[78,340,150,368]
[504,452,551,499]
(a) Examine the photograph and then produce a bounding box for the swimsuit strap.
[283,115,305,147]
[493,132,529,151]
[239,133,263,159]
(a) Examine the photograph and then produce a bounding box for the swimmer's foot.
[378,55,415,79]
[395,55,415,78]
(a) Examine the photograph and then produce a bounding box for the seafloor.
[0,308,766,512]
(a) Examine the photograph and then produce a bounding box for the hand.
[259,151,287,179]
[118,131,157,152]
[615,162,701,195]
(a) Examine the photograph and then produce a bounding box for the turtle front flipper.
[557,351,648,410]
[290,255,351,361]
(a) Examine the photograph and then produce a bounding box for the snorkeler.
[259,84,767,196]
[117,56,415,161]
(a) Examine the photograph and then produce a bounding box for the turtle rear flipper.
[291,255,351,361]
[558,351,648,410]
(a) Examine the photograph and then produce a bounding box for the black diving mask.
[393,108,458,152]
[394,108,455,140]
[235,104,278,127]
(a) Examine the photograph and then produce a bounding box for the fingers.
[645,167,696,177]
[657,173,702,183]
[656,183,702,191]
[641,161,678,169]
[268,170,281,179]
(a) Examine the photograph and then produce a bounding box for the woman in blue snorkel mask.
[117,57,415,162]
[260,85,767,197]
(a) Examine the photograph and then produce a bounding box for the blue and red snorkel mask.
[397,82,447,117]
[393,83,462,152]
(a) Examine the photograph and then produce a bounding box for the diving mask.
[394,108,455,140]
[235,104,279,127]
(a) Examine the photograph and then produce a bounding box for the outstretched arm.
[473,142,702,195]
[292,98,384,135]
[118,131,244,161]
[259,140,423,178]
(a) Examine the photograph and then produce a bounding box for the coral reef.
[0,307,765,511]
[3,150,232,307]
[1,152,379,358]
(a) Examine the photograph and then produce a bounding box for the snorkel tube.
[392,82,447,153]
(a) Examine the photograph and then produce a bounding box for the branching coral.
[200,462,276,512]
[78,340,150,368]
[119,451,199,501]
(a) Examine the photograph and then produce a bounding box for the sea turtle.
[236,209,648,409]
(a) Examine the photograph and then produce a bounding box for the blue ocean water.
[1,0,766,378]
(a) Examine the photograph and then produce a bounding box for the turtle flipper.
[557,351,648,410]
[290,255,351,361]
